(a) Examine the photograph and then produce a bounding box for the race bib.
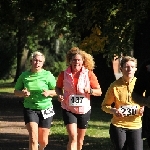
[69,95,86,106]
[41,107,55,119]
[118,105,138,116]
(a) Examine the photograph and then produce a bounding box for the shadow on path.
[0,94,66,150]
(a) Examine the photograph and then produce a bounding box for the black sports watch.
[90,88,93,95]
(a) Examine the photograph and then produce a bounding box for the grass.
[0,79,15,94]
[0,80,149,150]
[50,99,113,150]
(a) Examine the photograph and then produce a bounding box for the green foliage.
[0,0,76,79]
[43,49,67,76]
[70,0,150,61]
[24,34,69,77]
[2,0,150,79]
[79,25,107,54]
[0,1,87,78]
[0,34,17,79]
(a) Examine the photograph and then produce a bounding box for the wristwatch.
[90,88,93,95]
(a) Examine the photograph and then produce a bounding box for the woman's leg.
[127,128,143,150]
[146,137,150,148]
[38,113,53,150]
[62,109,78,150]
[38,128,50,150]
[66,123,78,150]
[77,128,86,150]
[24,108,39,150]
[109,124,127,150]
[76,110,91,150]
[26,122,39,150]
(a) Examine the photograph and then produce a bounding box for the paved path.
[0,94,66,150]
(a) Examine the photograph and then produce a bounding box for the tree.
[68,0,150,99]
[71,0,150,59]
[0,0,75,81]
[134,14,150,70]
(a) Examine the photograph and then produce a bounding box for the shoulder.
[42,69,54,76]
[133,77,137,82]
[22,70,30,74]
[57,71,65,81]
[88,70,95,77]
[19,71,30,77]
[59,71,65,77]
[88,70,98,81]
[110,77,122,88]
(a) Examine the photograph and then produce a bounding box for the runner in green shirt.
[14,51,56,150]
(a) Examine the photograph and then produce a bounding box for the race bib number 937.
[69,95,86,106]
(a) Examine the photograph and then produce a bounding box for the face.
[31,55,44,72]
[121,60,137,80]
[70,54,83,72]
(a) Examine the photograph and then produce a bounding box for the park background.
[0,1,150,149]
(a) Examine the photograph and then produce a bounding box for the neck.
[31,68,42,73]
[122,76,134,84]
[71,67,82,74]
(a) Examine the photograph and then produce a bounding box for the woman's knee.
[38,127,49,147]
[69,135,77,143]
[39,139,48,147]
[27,123,38,143]
[77,140,83,146]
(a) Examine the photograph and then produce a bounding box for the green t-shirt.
[15,69,56,110]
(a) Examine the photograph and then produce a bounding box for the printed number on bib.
[69,95,85,106]
[41,107,55,119]
[119,105,138,116]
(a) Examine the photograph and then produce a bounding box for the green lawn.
[0,80,149,150]
[0,79,15,94]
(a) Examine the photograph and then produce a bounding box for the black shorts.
[23,108,53,128]
[62,109,91,129]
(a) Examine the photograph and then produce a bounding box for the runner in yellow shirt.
[101,56,144,150]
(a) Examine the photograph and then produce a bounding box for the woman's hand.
[58,95,64,102]
[55,87,64,102]
[84,86,102,96]
[42,90,50,97]
[22,88,30,97]
[84,87,91,94]
[111,108,124,117]
[138,106,145,116]
[42,89,57,97]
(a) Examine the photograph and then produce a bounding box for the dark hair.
[120,56,137,68]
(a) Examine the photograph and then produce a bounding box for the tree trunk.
[134,15,150,72]
[14,28,29,82]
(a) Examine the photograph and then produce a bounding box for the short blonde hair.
[30,51,45,62]
[66,47,95,70]
[120,56,137,68]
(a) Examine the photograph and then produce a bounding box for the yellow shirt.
[101,77,142,129]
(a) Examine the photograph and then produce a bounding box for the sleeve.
[47,71,56,89]
[14,73,25,90]
[133,61,148,96]
[56,71,64,88]
[101,83,115,114]
[89,71,100,88]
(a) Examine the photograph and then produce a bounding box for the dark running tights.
[109,124,143,150]
[146,137,150,148]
